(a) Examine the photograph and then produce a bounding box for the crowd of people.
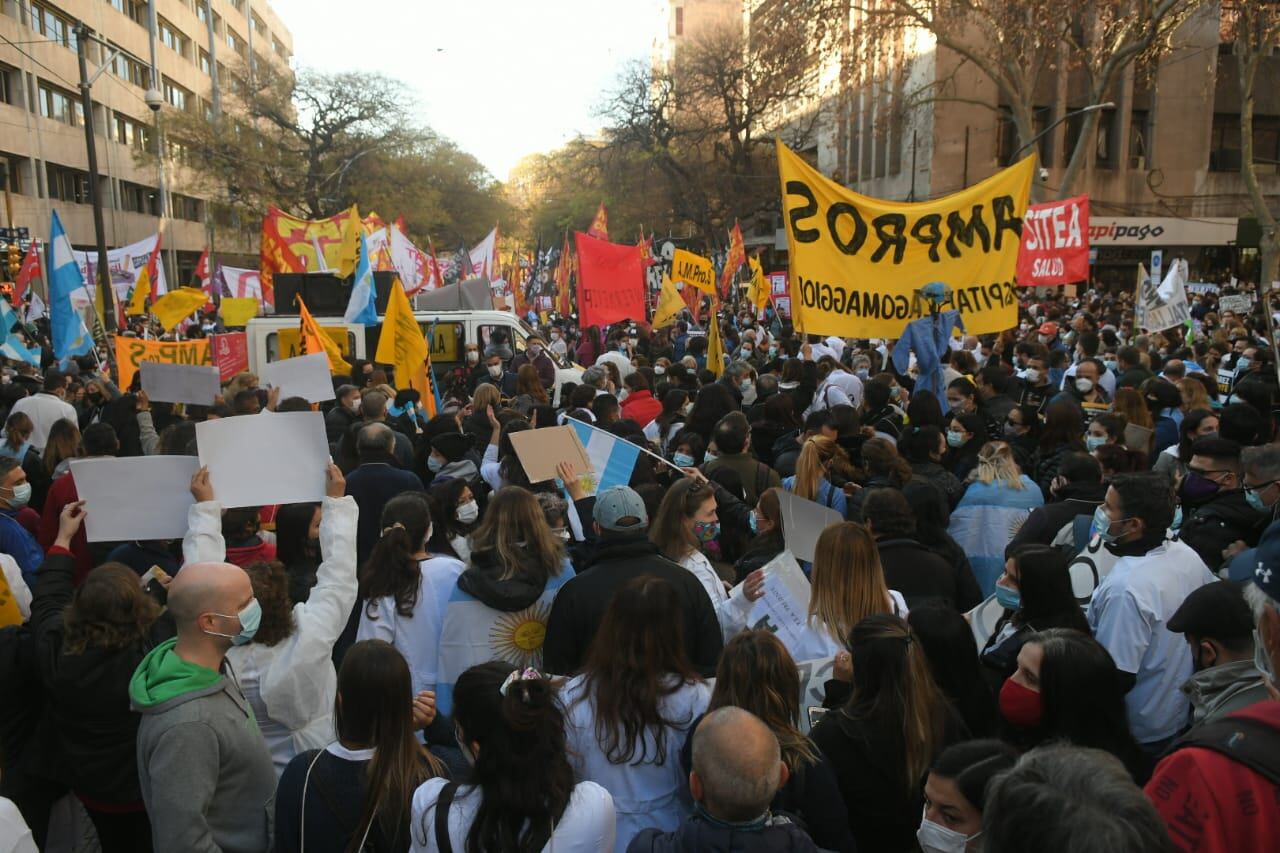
[0,276,1279,852]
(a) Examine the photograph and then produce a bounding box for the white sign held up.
[71,456,200,542]
[196,411,329,508]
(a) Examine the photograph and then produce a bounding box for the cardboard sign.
[777,140,1033,337]
[1017,195,1090,286]
[196,411,328,508]
[71,456,200,542]
[777,489,845,563]
[140,361,221,406]
[509,425,592,484]
[1219,294,1253,315]
[741,551,813,652]
[115,337,211,390]
[211,332,249,381]
[260,353,336,403]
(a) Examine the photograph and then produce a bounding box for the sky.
[271,0,659,182]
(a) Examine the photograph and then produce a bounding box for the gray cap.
[593,485,648,532]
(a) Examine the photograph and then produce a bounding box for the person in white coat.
[184,463,359,774]
[560,575,710,852]
[411,662,614,852]
[647,478,764,643]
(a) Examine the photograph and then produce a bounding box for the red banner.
[575,231,645,329]
[211,332,249,381]
[1017,195,1090,286]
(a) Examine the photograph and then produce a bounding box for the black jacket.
[772,433,802,480]
[275,748,412,853]
[324,404,359,446]
[30,550,175,803]
[542,532,723,677]
[876,537,982,612]
[1009,481,1107,550]
[1179,490,1267,572]
[909,462,964,509]
[457,547,549,611]
[628,814,823,853]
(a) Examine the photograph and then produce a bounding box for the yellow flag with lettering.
[671,249,716,296]
[746,256,768,311]
[652,275,685,329]
[776,140,1033,338]
[150,287,209,331]
[376,279,429,397]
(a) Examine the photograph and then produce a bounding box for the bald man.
[130,560,276,853]
[627,707,821,852]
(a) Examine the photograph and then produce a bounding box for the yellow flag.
[706,304,725,378]
[336,205,361,279]
[127,263,152,315]
[777,139,1033,338]
[298,295,347,373]
[652,274,685,329]
[149,287,208,331]
[0,569,23,628]
[671,248,716,295]
[375,279,429,394]
[746,256,769,311]
[218,297,259,327]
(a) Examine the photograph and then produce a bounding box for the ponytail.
[361,493,431,618]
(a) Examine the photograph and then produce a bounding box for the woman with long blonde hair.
[948,442,1044,596]
[782,434,850,516]
[797,521,906,661]
[1112,386,1155,455]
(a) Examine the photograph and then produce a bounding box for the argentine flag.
[48,211,93,360]
[0,299,40,367]
[568,418,641,496]
[343,232,378,325]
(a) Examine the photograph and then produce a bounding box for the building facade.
[0,0,292,283]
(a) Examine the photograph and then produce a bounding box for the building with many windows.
[0,0,292,282]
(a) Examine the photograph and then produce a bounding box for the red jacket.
[38,472,91,585]
[620,390,662,428]
[1145,699,1280,852]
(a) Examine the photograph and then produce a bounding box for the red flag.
[682,283,702,325]
[14,242,41,302]
[574,231,644,329]
[638,232,655,268]
[425,236,444,289]
[554,236,573,316]
[720,221,746,297]
[588,203,609,240]
[1016,195,1091,286]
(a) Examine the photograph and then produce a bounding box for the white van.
[245,301,583,404]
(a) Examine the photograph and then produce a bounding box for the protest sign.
[509,425,593,484]
[70,456,200,542]
[1137,258,1191,333]
[777,140,1033,338]
[115,337,212,389]
[671,249,716,296]
[742,551,812,652]
[777,489,844,563]
[211,332,249,381]
[1016,195,1089,286]
[196,411,328,507]
[140,361,221,406]
[1186,282,1220,295]
[574,231,646,329]
[72,234,168,300]
[260,353,336,403]
[1219,294,1253,315]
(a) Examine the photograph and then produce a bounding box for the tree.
[848,0,1204,198]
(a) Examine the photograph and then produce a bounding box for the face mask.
[466,351,479,365]
[456,500,479,524]
[487,364,503,378]
[427,454,445,473]
[994,581,1021,611]
[1181,472,1222,502]
[704,450,719,463]
[1038,334,1052,345]
[672,452,695,468]
[348,397,361,413]
[917,812,980,853]
[693,520,720,544]
[1237,358,1252,371]
[206,598,262,646]
[682,403,694,416]
[1091,505,1129,544]
[769,346,779,358]
[1246,486,1272,513]
[1075,378,1094,394]
[1104,360,1119,373]
[1086,434,1107,451]
[3,482,31,508]
[742,346,753,356]
[1024,368,1041,384]
[998,677,1043,728]
[554,528,571,541]
[528,345,543,357]
[551,333,561,341]
[891,386,903,401]
[655,365,666,375]
[948,400,966,414]
[946,430,965,448]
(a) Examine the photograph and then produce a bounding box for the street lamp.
[1011,102,1117,162]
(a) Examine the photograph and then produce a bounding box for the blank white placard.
[196,411,328,508]
[140,361,222,406]
[259,353,335,403]
[70,456,201,542]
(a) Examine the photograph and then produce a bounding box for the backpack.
[1170,714,1280,787]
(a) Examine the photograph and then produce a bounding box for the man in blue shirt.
[0,456,43,581]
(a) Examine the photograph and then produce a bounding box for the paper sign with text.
[742,551,813,653]
[1016,195,1090,286]
[1219,294,1253,315]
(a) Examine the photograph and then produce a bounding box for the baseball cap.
[593,486,648,532]
[1254,522,1280,603]
[1038,322,1058,336]
[1167,581,1254,639]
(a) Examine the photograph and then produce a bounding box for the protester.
[273,501,323,604]
[917,740,1018,853]
[781,434,849,516]
[10,370,75,452]
[909,604,999,738]
[863,488,980,610]
[0,457,41,580]
[1008,451,1105,549]
[1177,437,1263,573]
[346,422,426,564]
[948,442,1044,594]
[702,412,780,505]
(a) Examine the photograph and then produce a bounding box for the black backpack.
[1169,713,1280,786]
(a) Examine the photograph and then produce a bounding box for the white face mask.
[917,810,980,853]
[348,397,361,413]
[466,351,479,364]
[456,500,479,524]
[487,364,503,378]
[1075,377,1095,394]
[1024,368,1041,384]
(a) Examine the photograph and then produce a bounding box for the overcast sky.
[271,0,658,181]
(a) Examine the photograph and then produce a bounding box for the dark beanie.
[431,431,469,463]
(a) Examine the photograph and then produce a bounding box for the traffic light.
[4,243,18,281]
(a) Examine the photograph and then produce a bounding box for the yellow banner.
[671,249,716,295]
[777,141,1034,338]
[219,297,260,327]
[115,338,212,390]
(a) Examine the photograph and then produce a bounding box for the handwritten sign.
[742,551,813,652]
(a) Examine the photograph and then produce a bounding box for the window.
[30,2,76,50]
[45,163,90,203]
[165,138,190,163]
[106,0,148,25]
[38,81,77,125]
[0,63,18,106]
[118,181,157,215]
[272,36,289,61]
[111,51,149,88]
[172,193,203,221]
[226,28,246,59]
[199,48,211,75]
[675,6,683,36]
[1094,107,1118,168]
[997,106,1052,166]
[1,154,24,195]
[158,17,190,59]
[162,77,190,111]
[1129,110,1150,168]
[197,1,208,23]
[230,0,244,13]
[113,112,150,150]
[250,11,266,35]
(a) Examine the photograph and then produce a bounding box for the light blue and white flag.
[0,298,40,366]
[568,418,641,496]
[48,210,93,360]
[343,232,379,325]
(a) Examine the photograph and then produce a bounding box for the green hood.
[129,638,223,710]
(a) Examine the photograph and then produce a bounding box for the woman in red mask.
[999,628,1152,783]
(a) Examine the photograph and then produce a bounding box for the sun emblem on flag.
[490,602,551,668]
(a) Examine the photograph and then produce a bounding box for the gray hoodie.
[130,639,276,853]
[1182,659,1271,728]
